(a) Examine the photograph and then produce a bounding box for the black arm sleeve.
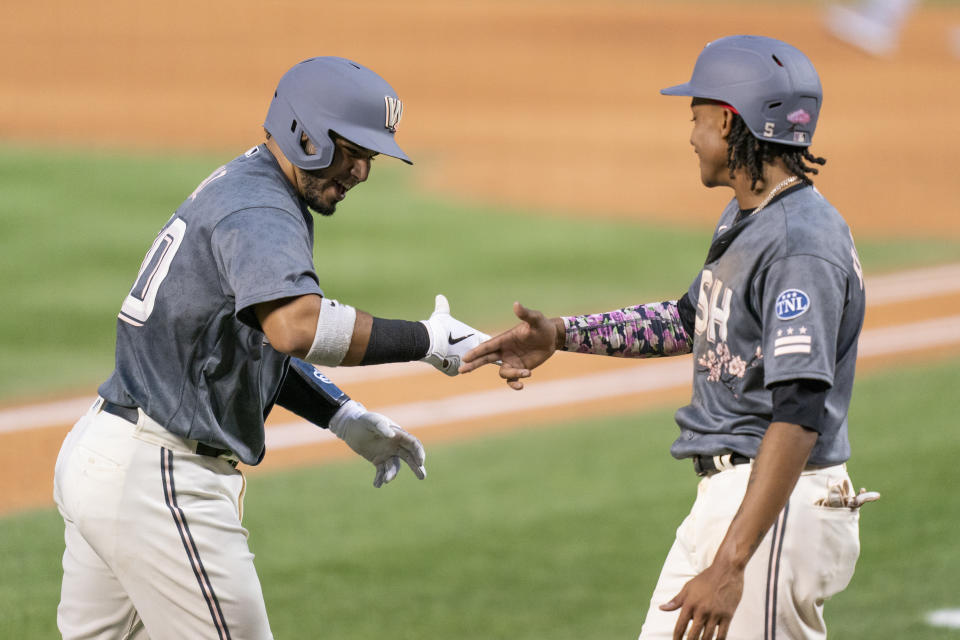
[359,318,430,365]
[275,358,350,428]
[770,378,829,433]
[677,292,696,338]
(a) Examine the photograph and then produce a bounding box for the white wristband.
[303,298,357,366]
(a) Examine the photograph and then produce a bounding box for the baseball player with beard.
[461,36,878,639]
[53,57,488,639]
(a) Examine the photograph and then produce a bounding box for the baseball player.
[52,57,488,639]
[461,36,878,639]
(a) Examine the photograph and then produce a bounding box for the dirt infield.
[2,1,958,232]
[2,1,959,515]
[4,266,960,515]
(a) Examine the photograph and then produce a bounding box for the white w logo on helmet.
[384,96,403,132]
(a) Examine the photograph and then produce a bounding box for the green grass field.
[2,357,959,638]
[2,145,960,401]
[2,145,959,638]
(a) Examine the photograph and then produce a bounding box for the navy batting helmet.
[264,57,412,170]
[661,35,822,147]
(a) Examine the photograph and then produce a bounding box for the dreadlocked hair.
[726,115,826,191]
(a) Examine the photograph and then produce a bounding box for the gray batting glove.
[328,400,427,488]
[420,294,491,376]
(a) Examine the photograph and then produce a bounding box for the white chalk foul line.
[865,263,960,305]
[3,314,960,439]
[261,313,960,450]
[1,262,959,437]
[857,315,960,356]
[926,608,960,629]
[0,398,98,435]
[263,358,692,449]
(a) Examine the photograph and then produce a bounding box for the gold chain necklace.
[750,175,799,216]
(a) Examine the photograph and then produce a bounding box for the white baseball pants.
[638,462,861,639]
[53,399,273,639]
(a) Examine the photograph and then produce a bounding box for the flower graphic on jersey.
[701,349,724,382]
[696,340,763,397]
[786,108,811,125]
[727,355,747,378]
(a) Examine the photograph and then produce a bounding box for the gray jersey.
[672,186,865,466]
[98,145,323,464]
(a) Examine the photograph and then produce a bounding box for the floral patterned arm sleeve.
[561,301,694,358]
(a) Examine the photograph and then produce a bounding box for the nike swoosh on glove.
[328,400,427,488]
[420,294,491,376]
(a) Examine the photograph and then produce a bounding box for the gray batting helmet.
[661,35,822,147]
[264,57,412,170]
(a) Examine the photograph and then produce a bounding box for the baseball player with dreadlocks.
[53,57,488,639]
[461,36,878,639]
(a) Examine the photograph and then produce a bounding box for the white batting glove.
[420,294,490,376]
[328,400,427,488]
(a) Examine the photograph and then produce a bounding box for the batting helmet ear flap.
[264,57,412,171]
[264,87,337,169]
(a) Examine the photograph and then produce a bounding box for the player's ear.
[720,107,734,138]
[300,133,318,156]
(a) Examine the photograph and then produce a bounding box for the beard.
[297,169,337,216]
[305,195,336,217]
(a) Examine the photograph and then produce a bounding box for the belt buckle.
[195,442,239,468]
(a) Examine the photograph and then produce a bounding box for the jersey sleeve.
[211,207,323,326]
[756,254,848,388]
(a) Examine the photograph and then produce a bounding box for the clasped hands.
[419,295,558,388]
[458,301,561,390]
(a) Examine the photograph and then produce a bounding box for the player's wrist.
[554,317,567,351]
[329,400,366,439]
[712,542,751,573]
[419,294,490,376]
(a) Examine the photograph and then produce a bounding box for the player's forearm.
[341,311,372,365]
[712,422,817,570]
[559,301,693,358]
[256,295,431,366]
[255,295,372,361]
[275,358,350,426]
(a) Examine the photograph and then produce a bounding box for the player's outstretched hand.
[459,302,561,390]
[420,294,491,376]
[328,400,427,488]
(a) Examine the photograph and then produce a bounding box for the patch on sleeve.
[775,289,810,320]
[774,327,812,357]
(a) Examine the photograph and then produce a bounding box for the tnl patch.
[775,289,810,320]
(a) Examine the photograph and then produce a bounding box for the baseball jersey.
[98,144,323,464]
[672,185,865,466]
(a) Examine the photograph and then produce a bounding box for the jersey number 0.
[119,218,187,327]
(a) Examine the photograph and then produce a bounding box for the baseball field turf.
[1,352,958,638]
[2,147,960,638]
[2,145,960,402]
[5,0,960,635]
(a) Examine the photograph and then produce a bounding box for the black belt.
[101,400,235,463]
[692,453,751,477]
